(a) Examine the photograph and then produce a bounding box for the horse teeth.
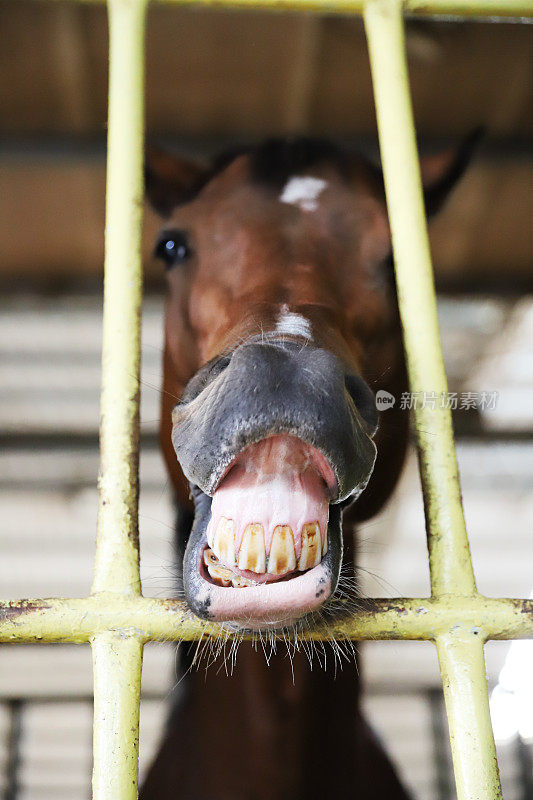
[267,525,296,575]
[298,522,321,570]
[322,526,328,556]
[213,517,236,566]
[238,524,266,573]
[203,548,219,568]
[207,561,234,587]
[231,575,257,588]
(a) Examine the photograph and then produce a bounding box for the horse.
[140,135,478,800]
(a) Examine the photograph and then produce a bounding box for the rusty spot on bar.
[0,601,51,621]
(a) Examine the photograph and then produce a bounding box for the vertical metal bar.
[363,0,475,598]
[436,632,502,800]
[92,632,143,800]
[90,0,146,796]
[363,3,502,798]
[92,0,147,597]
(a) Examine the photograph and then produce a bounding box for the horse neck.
[172,525,361,797]
[175,640,360,798]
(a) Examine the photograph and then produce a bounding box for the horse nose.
[172,340,377,504]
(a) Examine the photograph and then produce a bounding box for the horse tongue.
[205,435,330,578]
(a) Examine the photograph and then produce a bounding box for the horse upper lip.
[172,340,376,503]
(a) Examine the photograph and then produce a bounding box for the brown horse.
[141,136,477,800]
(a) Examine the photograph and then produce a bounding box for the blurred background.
[0,3,532,798]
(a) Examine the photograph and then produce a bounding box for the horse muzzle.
[171,340,377,629]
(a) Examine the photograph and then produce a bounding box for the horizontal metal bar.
[1,595,532,643]
[25,0,533,19]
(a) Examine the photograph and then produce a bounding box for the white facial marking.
[279,176,328,213]
[275,305,312,340]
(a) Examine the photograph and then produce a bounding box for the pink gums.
[206,434,334,561]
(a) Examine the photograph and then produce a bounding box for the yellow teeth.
[204,548,258,588]
[230,574,257,588]
[207,515,326,583]
[267,525,296,575]
[203,549,218,568]
[212,517,236,566]
[238,524,266,573]
[203,549,233,587]
[298,522,322,570]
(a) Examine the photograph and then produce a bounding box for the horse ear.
[421,127,484,217]
[145,147,207,217]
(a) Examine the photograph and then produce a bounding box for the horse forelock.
[181,138,351,205]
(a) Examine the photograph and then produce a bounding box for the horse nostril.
[208,354,231,380]
[178,353,233,405]
[344,373,379,436]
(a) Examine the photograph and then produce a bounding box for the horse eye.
[154,230,192,269]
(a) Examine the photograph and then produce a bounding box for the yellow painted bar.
[90,0,147,796]
[364,0,476,599]
[92,0,147,598]
[92,632,144,800]
[437,631,502,800]
[38,0,533,19]
[363,2,505,797]
[1,595,532,643]
[1,1,532,799]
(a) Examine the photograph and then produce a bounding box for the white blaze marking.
[279,176,328,212]
[275,305,312,340]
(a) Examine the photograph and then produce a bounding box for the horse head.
[146,135,478,631]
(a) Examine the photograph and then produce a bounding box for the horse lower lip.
[197,550,336,629]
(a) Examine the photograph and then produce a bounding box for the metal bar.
[1,1,532,799]
[91,632,143,800]
[362,3,511,797]
[1,595,532,643]
[91,0,147,598]
[363,0,476,599]
[436,631,502,800]
[362,2,511,797]
[89,1,147,796]
[26,0,533,19]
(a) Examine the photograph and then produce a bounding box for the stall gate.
[1,0,532,798]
